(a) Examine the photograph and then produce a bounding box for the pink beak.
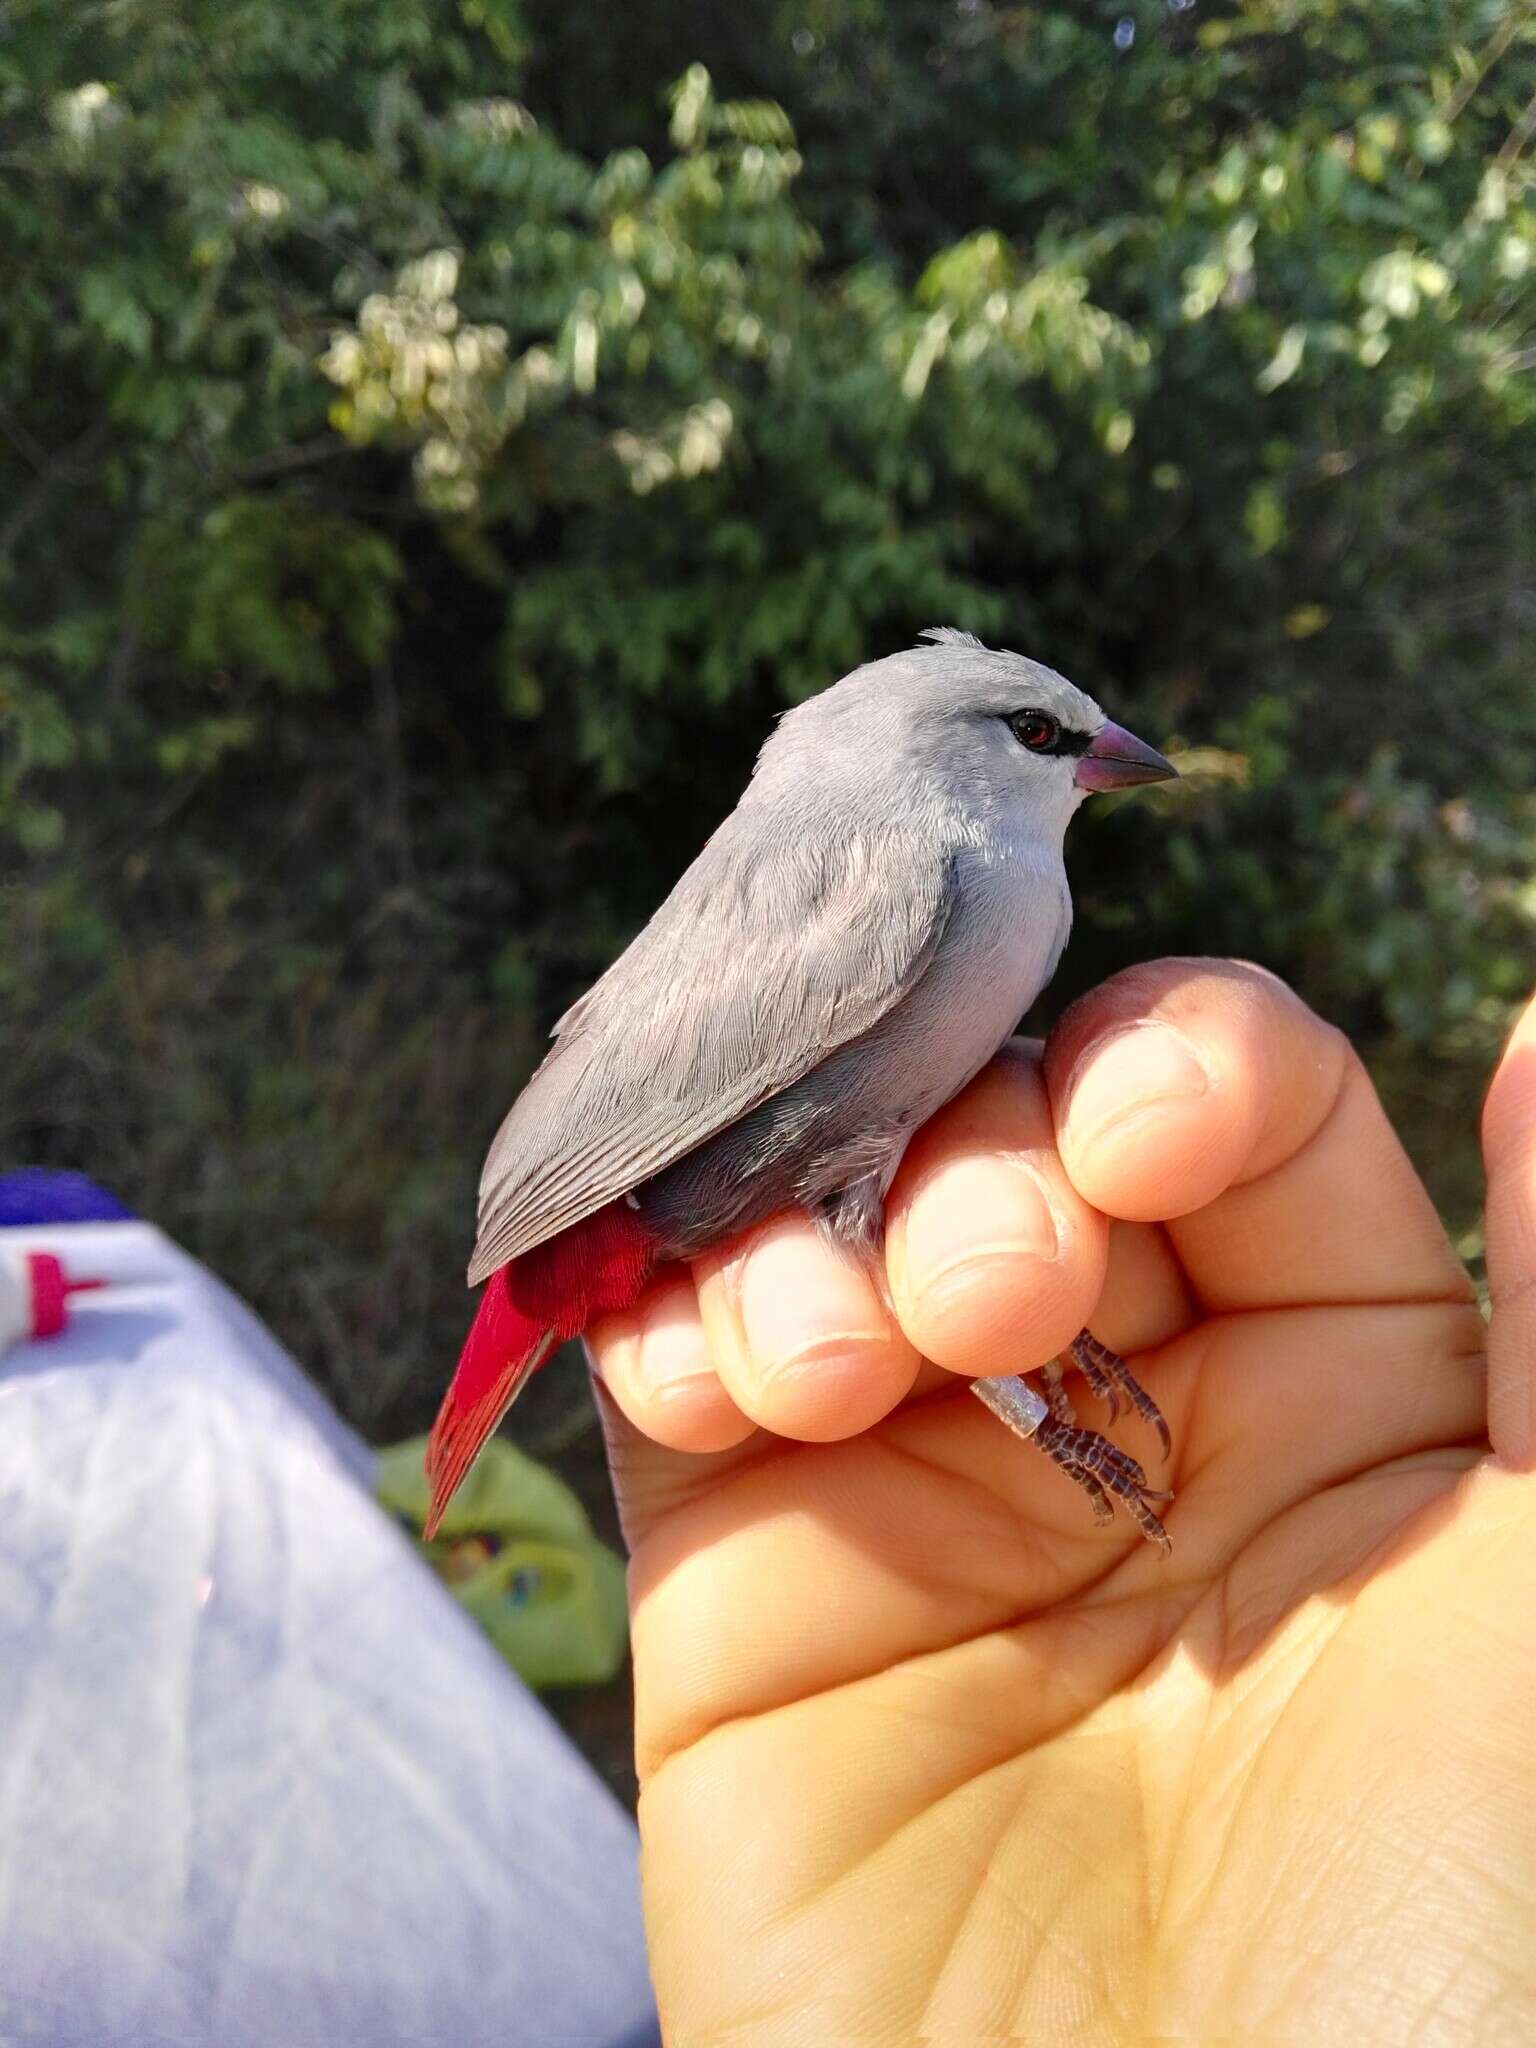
[1074,720,1177,793]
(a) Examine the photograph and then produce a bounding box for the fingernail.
[636,1334,715,1399]
[649,1371,725,1408]
[899,1154,1062,1301]
[634,1277,713,1395]
[735,1235,889,1384]
[584,1327,632,1387]
[1065,1025,1211,1154]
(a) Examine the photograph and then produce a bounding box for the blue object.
[0,1169,134,1227]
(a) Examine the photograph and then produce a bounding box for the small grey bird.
[426,630,1178,1546]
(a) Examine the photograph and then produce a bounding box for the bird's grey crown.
[752,628,1105,765]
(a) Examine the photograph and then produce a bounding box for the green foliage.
[2,0,1533,1427]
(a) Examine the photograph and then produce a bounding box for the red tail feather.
[422,1271,553,1538]
[424,1201,656,1538]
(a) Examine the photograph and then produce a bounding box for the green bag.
[376,1436,628,1691]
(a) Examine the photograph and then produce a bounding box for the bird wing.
[467,818,955,1281]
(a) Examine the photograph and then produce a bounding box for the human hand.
[588,960,1534,2045]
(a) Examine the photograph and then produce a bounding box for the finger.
[588,1267,757,1454]
[693,1213,922,1440]
[1482,989,1536,1468]
[883,1042,1122,1378]
[1046,959,1474,1312]
[587,1365,777,1559]
[1087,1218,1198,1359]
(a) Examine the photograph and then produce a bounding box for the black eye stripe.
[1004,711,1093,756]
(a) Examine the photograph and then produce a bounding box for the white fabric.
[0,1244,31,1352]
[0,1220,657,2048]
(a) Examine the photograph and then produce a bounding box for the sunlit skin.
[587,960,1536,2045]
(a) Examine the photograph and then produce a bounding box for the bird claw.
[1031,1407,1174,1556]
[970,1357,1175,1553]
[1037,1354,1079,1427]
[1069,1329,1172,1461]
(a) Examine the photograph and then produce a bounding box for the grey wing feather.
[468,817,954,1282]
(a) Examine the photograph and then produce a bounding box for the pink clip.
[24,1255,104,1339]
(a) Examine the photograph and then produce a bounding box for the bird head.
[762,629,1176,844]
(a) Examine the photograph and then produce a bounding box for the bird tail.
[424,1270,555,1538]
[423,1201,657,1538]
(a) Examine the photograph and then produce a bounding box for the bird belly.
[636,845,1069,1259]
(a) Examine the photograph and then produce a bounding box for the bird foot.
[970,1361,1174,1555]
[1031,1410,1173,1555]
[1069,1329,1172,1460]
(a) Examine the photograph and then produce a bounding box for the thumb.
[1482,989,1536,1468]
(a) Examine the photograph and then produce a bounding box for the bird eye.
[1008,710,1060,753]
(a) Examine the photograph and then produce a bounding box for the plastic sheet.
[0,1217,658,2048]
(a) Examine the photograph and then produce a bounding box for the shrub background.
[4,0,1533,1460]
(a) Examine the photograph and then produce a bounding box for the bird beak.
[1074,721,1178,793]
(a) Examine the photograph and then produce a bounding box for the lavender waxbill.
[427,629,1179,1547]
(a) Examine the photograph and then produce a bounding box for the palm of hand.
[593,965,1534,2045]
